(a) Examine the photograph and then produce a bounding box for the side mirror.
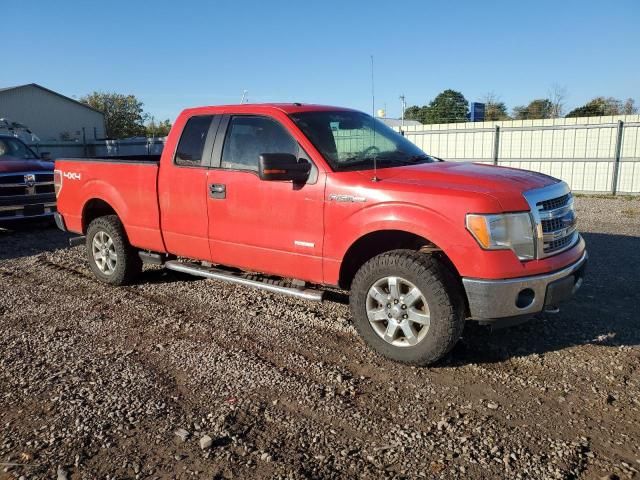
[40,152,52,160]
[259,153,310,182]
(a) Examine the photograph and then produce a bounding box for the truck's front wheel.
[86,215,141,285]
[350,250,465,366]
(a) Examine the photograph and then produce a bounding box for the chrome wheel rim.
[92,230,117,275]
[366,276,430,347]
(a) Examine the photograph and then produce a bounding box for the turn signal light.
[466,214,491,248]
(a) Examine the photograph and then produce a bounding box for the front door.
[206,115,325,283]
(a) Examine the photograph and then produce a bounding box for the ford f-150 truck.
[54,104,587,365]
[0,135,56,224]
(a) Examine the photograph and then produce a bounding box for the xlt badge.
[328,194,366,203]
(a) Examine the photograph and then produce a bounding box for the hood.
[0,157,54,174]
[367,161,559,210]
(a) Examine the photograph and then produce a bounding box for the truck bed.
[55,157,165,252]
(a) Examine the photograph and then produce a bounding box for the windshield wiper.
[374,153,431,164]
[338,154,432,171]
[341,156,375,165]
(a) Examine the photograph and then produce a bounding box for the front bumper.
[462,249,587,321]
[0,204,57,221]
[0,194,57,221]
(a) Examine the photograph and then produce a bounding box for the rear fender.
[79,179,129,232]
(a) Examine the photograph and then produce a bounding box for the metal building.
[0,83,105,142]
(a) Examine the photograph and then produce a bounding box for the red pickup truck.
[54,104,587,365]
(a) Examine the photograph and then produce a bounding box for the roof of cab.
[180,103,358,117]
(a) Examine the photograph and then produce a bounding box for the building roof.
[376,117,421,127]
[0,83,104,115]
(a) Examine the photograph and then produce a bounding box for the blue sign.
[470,102,485,122]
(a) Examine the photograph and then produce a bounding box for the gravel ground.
[0,196,639,480]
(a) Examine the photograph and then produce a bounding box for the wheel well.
[338,229,462,287]
[82,199,117,233]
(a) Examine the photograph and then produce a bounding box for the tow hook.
[544,305,560,314]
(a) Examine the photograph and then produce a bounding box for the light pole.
[399,94,406,127]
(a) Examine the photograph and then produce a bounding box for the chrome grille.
[545,235,575,252]
[538,194,570,212]
[524,182,579,259]
[0,172,54,196]
[0,171,57,219]
[541,217,563,232]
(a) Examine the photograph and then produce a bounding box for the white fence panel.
[397,114,640,194]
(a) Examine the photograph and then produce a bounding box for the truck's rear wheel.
[86,215,141,285]
[350,250,464,366]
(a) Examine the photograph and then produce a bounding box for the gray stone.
[57,466,68,480]
[174,428,190,442]
[200,434,213,450]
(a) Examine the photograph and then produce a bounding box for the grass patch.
[574,193,640,201]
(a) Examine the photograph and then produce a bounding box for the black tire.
[86,215,141,285]
[349,249,465,365]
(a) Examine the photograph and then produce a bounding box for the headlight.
[466,212,535,260]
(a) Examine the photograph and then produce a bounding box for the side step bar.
[164,260,324,302]
[69,236,86,247]
[139,251,165,265]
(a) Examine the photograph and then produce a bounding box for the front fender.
[323,201,479,284]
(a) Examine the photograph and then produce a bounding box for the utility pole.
[399,94,406,127]
[370,56,375,117]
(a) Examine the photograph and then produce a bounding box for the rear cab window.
[174,116,214,166]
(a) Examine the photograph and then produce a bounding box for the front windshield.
[0,138,39,160]
[289,110,434,172]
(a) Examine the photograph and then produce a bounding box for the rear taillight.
[53,169,62,197]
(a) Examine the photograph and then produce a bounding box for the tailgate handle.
[209,183,226,199]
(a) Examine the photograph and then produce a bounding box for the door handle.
[209,183,226,199]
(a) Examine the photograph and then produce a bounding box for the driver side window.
[221,116,297,172]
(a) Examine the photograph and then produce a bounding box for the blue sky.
[4,0,639,121]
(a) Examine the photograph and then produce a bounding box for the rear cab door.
[205,109,326,283]
[158,113,222,260]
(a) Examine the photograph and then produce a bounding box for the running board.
[69,236,86,247]
[164,260,324,302]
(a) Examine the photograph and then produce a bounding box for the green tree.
[622,98,637,115]
[566,97,638,117]
[146,118,172,137]
[512,99,554,120]
[404,105,428,124]
[81,92,147,138]
[424,89,469,124]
